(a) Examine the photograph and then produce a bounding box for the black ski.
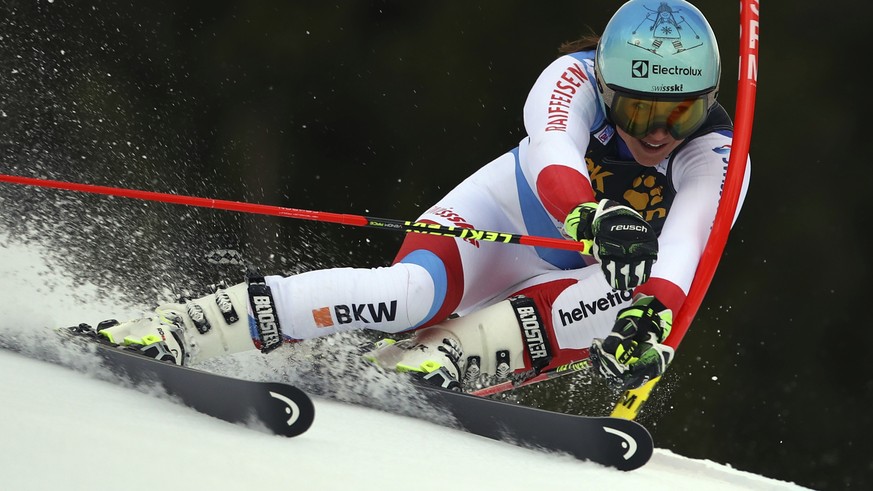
[5,325,647,467]
[1,327,316,438]
[413,383,653,471]
[87,341,315,437]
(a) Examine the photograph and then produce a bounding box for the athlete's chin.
[628,147,668,166]
[627,141,681,166]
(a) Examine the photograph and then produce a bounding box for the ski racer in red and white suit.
[255,49,751,389]
[93,47,750,392]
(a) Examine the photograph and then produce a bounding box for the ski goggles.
[601,85,716,140]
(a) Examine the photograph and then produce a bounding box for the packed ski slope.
[0,234,811,491]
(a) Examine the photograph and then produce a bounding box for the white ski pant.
[264,148,630,352]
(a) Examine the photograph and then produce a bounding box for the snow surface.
[0,234,812,491]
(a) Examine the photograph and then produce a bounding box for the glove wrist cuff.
[632,293,668,314]
[579,203,598,240]
[566,202,598,241]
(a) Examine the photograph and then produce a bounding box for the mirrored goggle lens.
[610,94,708,140]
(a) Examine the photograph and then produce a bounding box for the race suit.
[263,50,751,374]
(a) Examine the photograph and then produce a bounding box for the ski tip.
[600,421,654,471]
[263,383,316,437]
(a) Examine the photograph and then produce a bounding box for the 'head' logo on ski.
[269,391,302,427]
[603,426,639,460]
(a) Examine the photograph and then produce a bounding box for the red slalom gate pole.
[610,0,759,420]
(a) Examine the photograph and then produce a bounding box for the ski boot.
[66,282,265,366]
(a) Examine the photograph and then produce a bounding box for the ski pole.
[470,357,591,397]
[0,173,593,254]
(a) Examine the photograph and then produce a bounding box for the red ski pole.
[0,173,593,254]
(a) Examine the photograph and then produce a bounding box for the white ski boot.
[364,296,543,391]
[86,282,266,366]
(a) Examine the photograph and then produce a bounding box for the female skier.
[87,0,749,393]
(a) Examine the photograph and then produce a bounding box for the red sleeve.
[536,164,596,222]
[633,277,686,314]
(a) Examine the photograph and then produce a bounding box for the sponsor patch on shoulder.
[594,124,614,145]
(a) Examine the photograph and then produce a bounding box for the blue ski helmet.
[595,0,721,139]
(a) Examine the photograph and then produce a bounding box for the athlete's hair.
[558,31,599,55]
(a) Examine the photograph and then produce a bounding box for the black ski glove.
[564,199,658,290]
[589,294,674,390]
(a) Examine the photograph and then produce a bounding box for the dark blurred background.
[0,2,866,490]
